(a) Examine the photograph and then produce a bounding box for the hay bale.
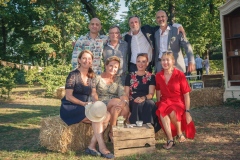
[190,88,224,108]
[56,87,65,99]
[39,116,93,153]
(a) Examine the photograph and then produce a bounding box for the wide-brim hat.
[85,101,107,122]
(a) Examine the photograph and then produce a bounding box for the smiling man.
[154,10,195,73]
[71,18,108,74]
[102,25,128,84]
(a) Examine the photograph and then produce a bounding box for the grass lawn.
[0,85,239,160]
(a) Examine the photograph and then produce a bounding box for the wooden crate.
[112,123,155,157]
[202,74,223,88]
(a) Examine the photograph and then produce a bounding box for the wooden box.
[112,123,155,158]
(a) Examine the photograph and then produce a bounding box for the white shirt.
[159,26,171,59]
[131,30,152,64]
[184,57,188,66]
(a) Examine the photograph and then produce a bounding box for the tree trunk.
[1,18,7,59]
[80,0,97,18]
[168,0,175,25]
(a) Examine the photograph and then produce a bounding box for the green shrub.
[38,65,71,97]
[14,69,26,84]
[0,66,17,97]
[209,60,224,74]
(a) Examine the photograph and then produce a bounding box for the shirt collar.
[86,32,101,40]
[160,26,171,35]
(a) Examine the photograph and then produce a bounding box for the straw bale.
[56,87,65,99]
[190,88,224,108]
[39,116,93,153]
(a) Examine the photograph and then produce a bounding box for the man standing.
[102,25,128,84]
[195,54,203,80]
[71,18,108,74]
[154,10,195,73]
[124,16,156,73]
[124,15,185,73]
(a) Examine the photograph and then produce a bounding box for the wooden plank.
[112,126,155,140]
[114,146,155,157]
[113,138,155,149]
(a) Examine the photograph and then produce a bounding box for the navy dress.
[60,69,93,125]
[125,71,160,132]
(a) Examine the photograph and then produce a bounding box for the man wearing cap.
[71,18,108,74]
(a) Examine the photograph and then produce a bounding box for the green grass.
[0,85,240,159]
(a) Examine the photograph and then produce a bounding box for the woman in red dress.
[155,51,196,150]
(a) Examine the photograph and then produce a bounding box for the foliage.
[14,69,26,84]
[25,67,40,95]
[125,0,225,57]
[37,64,71,97]
[0,66,16,97]
[209,60,223,73]
[1,0,119,66]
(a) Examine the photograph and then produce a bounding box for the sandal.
[177,134,186,143]
[163,140,175,150]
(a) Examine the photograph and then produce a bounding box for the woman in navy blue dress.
[60,50,114,159]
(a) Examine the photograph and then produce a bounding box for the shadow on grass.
[0,102,240,159]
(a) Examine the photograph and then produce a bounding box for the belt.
[158,58,161,61]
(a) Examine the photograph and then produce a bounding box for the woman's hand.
[186,112,192,124]
[134,97,145,103]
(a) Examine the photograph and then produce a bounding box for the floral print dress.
[125,71,160,132]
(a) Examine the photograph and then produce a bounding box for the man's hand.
[177,26,186,38]
[188,62,195,72]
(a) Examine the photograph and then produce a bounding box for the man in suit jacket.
[124,16,157,73]
[154,10,195,73]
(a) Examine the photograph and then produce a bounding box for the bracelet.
[185,109,190,113]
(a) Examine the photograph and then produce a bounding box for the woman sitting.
[155,51,196,150]
[95,56,129,128]
[60,50,114,159]
[125,53,160,132]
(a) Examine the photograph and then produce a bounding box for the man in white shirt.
[154,10,195,73]
[124,15,185,73]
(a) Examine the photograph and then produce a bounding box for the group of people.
[60,10,196,159]
[185,55,210,80]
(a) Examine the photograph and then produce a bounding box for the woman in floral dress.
[95,56,129,139]
[125,53,160,132]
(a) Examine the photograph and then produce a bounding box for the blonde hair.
[78,50,95,78]
[105,56,120,66]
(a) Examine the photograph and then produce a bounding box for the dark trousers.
[196,68,203,80]
[129,63,152,73]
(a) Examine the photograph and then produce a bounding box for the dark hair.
[78,50,95,78]
[109,25,120,32]
[128,15,141,24]
[105,56,120,66]
[137,53,148,62]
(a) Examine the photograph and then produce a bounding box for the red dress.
[155,68,195,139]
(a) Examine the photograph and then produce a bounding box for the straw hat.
[85,101,107,122]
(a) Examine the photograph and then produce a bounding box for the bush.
[209,60,224,74]
[0,66,17,97]
[38,65,71,97]
[14,69,26,84]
